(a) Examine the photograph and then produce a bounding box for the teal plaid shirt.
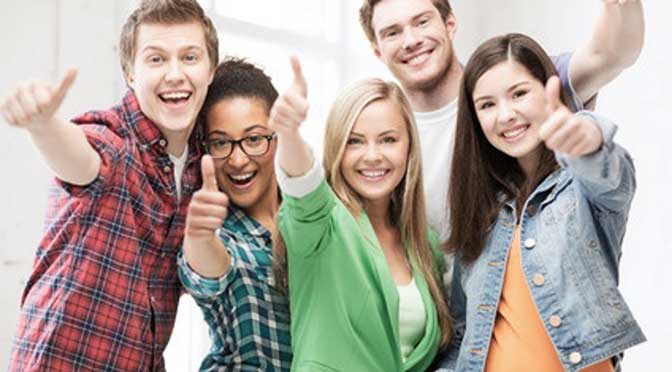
[178,206,292,371]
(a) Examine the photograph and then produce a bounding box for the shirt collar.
[120,90,204,161]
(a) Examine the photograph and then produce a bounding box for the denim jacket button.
[550,315,562,327]
[569,352,582,364]
[533,273,545,286]
[523,238,536,249]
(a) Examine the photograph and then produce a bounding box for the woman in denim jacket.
[435,33,645,372]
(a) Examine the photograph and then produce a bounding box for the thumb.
[290,55,307,98]
[200,155,218,191]
[545,75,562,113]
[52,68,78,107]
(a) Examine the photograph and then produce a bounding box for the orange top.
[484,226,613,372]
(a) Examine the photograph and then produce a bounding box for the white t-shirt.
[414,101,458,292]
[398,278,427,362]
[169,145,189,200]
[414,100,457,243]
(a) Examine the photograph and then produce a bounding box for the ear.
[372,42,383,60]
[445,13,457,40]
[125,71,135,88]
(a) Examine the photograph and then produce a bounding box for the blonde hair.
[119,0,219,77]
[322,78,452,347]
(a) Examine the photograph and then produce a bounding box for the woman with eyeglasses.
[178,58,292,371]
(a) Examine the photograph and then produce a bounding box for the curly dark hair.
[200,57,279,123]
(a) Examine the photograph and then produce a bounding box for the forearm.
[590,1,644,67]
[277,129,314,177]
[570,1,644,101]
[28,116,101,185]
[183,236,232,279]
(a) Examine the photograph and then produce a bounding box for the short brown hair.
[119,0,219,77]
[359,0,452,44]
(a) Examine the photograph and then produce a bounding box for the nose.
[164,58,185,85]
[363,143,383,162]
[227,144,249,168]
[402,27,422,51]
[497,101,516,125]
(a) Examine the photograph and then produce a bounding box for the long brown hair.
[447,33,572,263]
[326,79,452,347]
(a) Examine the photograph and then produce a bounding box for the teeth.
[230,172,254,181]
[361,170,387,178]
[406,51,430,65]
[160,92,190,100]
[503,126,527,138]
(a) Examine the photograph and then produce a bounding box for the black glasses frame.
[203,133,277,159]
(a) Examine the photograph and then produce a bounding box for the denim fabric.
[435,112,645,372]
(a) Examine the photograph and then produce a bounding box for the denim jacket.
[435,111,645,372]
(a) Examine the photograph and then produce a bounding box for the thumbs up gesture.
[268,56,309,136]
[0,69,77,131]
[538,76,603,157]
[185,155,230,244]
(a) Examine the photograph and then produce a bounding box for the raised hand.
[0,69,77,131]
[185,155,230,244]
[268,56,309,136]
[538,76,603,157]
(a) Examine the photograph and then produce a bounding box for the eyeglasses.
[203,133,277,159]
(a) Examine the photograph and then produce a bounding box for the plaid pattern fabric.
[178,206,292,371]
[9,91,204,372]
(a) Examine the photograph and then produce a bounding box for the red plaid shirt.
[9,91,203,371]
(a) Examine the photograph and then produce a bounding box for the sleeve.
[551,52,597,112]
[177,235,237,300]
[54,121,124,198]
[277,159,338,258]
[556,110,636,213]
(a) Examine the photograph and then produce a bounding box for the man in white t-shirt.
[358,0,644,286]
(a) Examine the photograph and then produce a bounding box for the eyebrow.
[140,45,204,54]
[349,129,400,138]
[473,81,530,103]
[208,124,269,137]
[377,10,434,36]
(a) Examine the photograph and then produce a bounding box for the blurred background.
[1,0,669,370]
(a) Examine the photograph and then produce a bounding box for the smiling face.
[127,22,214,139]
[371,0,456,92]
[473,60,548,170]
[205,97,277,210]
[340,98,410,207]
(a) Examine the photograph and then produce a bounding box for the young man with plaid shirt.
[1,0,218,370]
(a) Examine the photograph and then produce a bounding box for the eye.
[381,136,398,144]
[148,55,163,64]
[417,17,429,26]
[382,29,399,39]
[346,137,363,145]
[183,53,199,63]
[478,101,495,110]
[243,135,264,147]
[209,138,229,149]
[512,89,528,99]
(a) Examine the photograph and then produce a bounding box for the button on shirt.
[9,91,203,372]
[178,206,292,371]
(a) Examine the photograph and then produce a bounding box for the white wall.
[1,0,669,370]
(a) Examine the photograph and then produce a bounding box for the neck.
[246,183,280,231]
[404,58,463,112]
[518,147,543,181]
[162,126,194,157]
[363,197,393,231]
